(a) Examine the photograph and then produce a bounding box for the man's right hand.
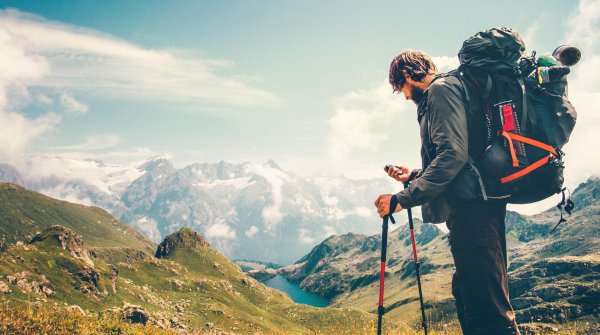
[385,165,411,183]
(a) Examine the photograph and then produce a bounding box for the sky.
[0,0,599,214]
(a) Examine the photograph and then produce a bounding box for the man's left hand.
[374,194,403,218]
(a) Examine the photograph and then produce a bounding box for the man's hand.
[385,165,411,183]
[374,194,403,218]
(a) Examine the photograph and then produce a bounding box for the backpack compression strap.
[500,132,559,184]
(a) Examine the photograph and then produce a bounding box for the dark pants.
[447,205,520,335]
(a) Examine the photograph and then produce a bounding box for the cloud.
[431,56,459,72]
[0,21,57,161]
[246,163,290,232]
[205,222,237,239]
[328,80,412,171]
[298,228,315,245]
[245,225,259,238]
[326,55,459,179]
[52,134,121,151]
[60,91,88,114]
[0,9,278,107]
[0,111,60,161]
[561,0,600,187]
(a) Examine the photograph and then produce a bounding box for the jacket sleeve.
[396,80,468,208]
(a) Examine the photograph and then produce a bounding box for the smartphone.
[384,165,394,172]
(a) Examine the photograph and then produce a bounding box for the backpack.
[449,27,577,210]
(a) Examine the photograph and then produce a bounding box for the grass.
[0,297,597,335]
[0,298,178,335]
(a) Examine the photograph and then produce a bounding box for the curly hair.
[388,50,437,92]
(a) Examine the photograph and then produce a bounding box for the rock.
[155,227,210,258]
[0,280,10,293]
[122,303,150,325]
[104,302,150,325]
[65,305,86,315]
[246,269,276,282]
[110,265,118,294]
[30,225,94,267]
[170,279,184,290]
[7,271,53,297]
[77,267,101,295]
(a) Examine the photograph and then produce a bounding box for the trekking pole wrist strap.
[408,170,419,182]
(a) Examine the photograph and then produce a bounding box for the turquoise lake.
[262,275,329,307]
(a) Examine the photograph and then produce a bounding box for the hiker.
[374,50,521,335]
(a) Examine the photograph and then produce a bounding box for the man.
[374,50,520,335]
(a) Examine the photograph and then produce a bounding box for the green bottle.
[537,54,559,67]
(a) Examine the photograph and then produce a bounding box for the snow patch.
[195,176,254,191]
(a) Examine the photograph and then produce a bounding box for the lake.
[263,275,329,307]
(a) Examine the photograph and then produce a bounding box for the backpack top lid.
[458,27,526,74]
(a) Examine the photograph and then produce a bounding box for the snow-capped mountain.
[1,156,396,264]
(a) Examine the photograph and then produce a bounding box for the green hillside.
[0,183,155,254]
[0,182,376,334]
[279,178,600,330]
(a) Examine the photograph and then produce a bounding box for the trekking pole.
[376,197,396,335]
[403,181,428,335]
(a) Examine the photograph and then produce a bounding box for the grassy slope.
[0,183,376,334]
[290,179,600,328]
[0,182,155,254]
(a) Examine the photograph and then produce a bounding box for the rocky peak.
[30,225,94,267]
[155,227,210,258]
[139,157,176,176]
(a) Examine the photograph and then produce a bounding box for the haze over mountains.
[0,156,397,264]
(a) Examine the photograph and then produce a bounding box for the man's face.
[399,81,425,105]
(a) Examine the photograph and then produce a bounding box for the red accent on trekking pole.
[410,228,419,263]
[378,261,386,306]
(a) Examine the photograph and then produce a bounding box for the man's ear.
[402,70,410,79]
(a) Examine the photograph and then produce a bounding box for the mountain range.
[0,156,396,264]
[269,178,600,327]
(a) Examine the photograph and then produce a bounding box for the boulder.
[0,280,10,293]
[30,225,94,267]
[7,271,53,297]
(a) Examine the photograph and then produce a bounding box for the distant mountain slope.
[0,184,377,334]
[1,156,396,264]
[0,182,154,254]
[280,178,600,326]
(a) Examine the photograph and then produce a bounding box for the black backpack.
[449,27,577,211]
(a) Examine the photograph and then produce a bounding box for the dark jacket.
[395,74,470,223]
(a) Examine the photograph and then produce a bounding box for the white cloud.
[60,91,88,114]
[36,94,53,105]
[0,21,57,161]
[18,155,146,196]
[0,112,60,161]
[0,9,278,107]
[52,134,121,151]
[205,222,237,240]
[431,56,459,73]
[298,228,315,245]
[328,80,412,172]
[246,162,290,232]
[326,55,458,179]
[0,8,278,162]
[561,0,600,187]
[245,225,259,238]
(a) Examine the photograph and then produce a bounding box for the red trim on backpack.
[500,133,558,184]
